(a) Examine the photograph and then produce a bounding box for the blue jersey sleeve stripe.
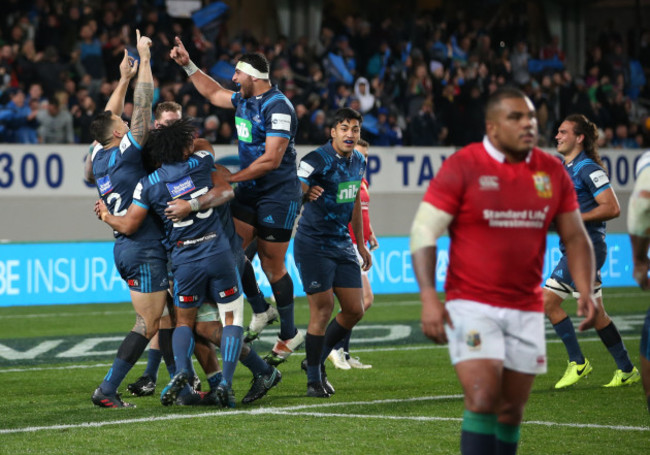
[261,94,284,112]
[127,131,142,150]
[299,177,310,185]
[133,200,149,209]
[267,132,291,139]
[593,184,611,197]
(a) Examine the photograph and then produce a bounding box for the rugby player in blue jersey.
[627,150,650,412]
[89,30,166,408]
[170,39,304,364]
[293,108,372,397]
[95,118,245,408]
[544,114,640,388]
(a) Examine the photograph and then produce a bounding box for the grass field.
[0,289,648,454]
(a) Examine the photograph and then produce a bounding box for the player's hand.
[358,244,372,271]
[306,185,324,202]
[135,29,152,59]
[421,293,452,344]
[576,294,599,331]
[165,199,192,222]
[170,36,190,66]
[119,49,138,80]
[94,199,108,221]
[369,233,379,251]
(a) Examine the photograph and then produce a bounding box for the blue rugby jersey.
[231,86,301,197]
[295,141,366,250]
[92,132,164,242]
[132,150,231,265]
[563,150,610,246]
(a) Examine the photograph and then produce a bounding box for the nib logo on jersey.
[337,181,360,203]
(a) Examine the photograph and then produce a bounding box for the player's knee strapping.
[218,296,245,327]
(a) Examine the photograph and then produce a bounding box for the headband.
[235,61,269,79]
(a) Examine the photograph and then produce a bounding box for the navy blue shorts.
[641,308,650,361]
[232,187,301,242]
[550,240,607,287]
[114,238,168,293]
[293,235,361,294]
[172,254,241,309]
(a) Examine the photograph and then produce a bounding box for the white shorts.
[353,244,368,277]
[445,299,547,375]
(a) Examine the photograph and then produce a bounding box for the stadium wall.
[0,145,644,242]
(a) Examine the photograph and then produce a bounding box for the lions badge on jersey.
[466,330,481,351]
[532,172,552,198]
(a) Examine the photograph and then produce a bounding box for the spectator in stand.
[408,98,446,146]
[611,123,639,149]
[353,76,375,114]
[73,94,98,144]
[36,95,74,143]
[0,88,39,143]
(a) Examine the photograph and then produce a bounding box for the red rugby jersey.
[348,178,372,245]
[423,139,578,312]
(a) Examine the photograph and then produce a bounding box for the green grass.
[0,289,648,454]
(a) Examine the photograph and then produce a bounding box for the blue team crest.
[97,175,114,196]
[532,172,552,198]
[466,330,481,350]
[166,176,196,199]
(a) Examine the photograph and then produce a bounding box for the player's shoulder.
[261,87,294,113]
[636,150,650,177]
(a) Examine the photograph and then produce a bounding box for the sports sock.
[158,328,175,378]
[207,371,223,391]
[100,331,149,395]
[144,348,162,381]
[343,331,352,359]
[271,273,296,340]
[220,325,244,386]
[240,349,273,376]
[171,325,195,374]
[495,422,520,455]
[320,318,350,365]
[597,322,634,373]
[460,410,497,455]
[242,258,269,314]
[306,332,324,383]
[552,317,585,364]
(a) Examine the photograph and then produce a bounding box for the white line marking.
[0,336,641,374]
[1,394,648,435]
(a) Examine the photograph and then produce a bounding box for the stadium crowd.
[0,0,649,149]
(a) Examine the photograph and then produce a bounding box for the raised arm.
[105,49,138,115]
[130,29,154,146]
[170,37,234,109]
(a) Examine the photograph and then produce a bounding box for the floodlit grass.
[0,289,648,454]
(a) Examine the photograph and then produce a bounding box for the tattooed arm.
[131,29,154,146]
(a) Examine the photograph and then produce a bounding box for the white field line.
[1,394,648,435]
[0,336,641,374]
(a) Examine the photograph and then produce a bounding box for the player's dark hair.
[89,110,115,147]
[331,107,363,128]
[154,101,182,120]
[357,138,369,148]
[565,113,605,171]
[238,53,270,76]
[145,117,196,165]
[485,86,527,118]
